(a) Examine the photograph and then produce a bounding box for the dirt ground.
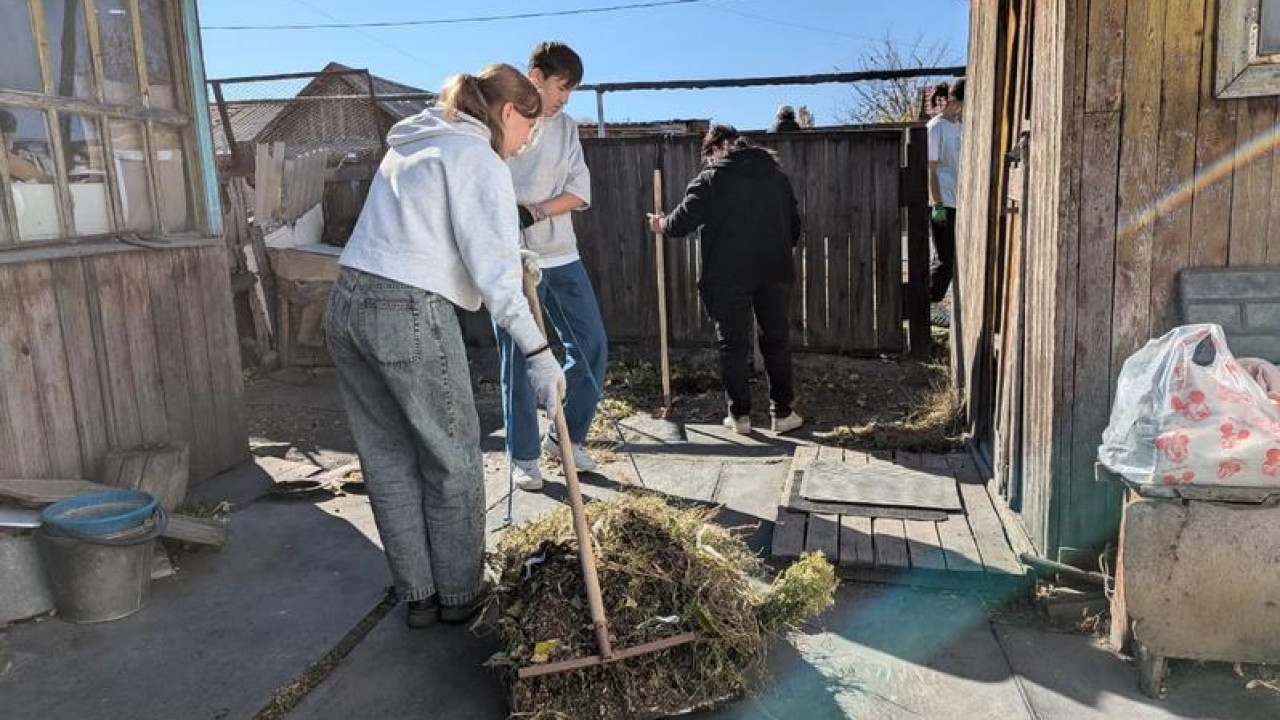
[242,327,961,464]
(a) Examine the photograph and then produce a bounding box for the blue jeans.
[495,260,608,461]
[324,268,485,606]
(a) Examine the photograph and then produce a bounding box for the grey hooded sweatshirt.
[338,104,544,354]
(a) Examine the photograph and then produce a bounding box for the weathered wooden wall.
[0,244,246,484]
[959,0,1280,557]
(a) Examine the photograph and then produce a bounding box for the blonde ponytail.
[440,64,541,153]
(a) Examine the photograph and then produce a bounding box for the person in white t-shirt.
[498,42,606,493]
[926,78,965,324]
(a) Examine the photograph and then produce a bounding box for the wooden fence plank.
[904,126,931,358]
[873,135,904,351]
[829,136,855,351]
[802,138,828,347]
[17,262,81,477]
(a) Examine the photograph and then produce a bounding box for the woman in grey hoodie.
[324,64,563,628]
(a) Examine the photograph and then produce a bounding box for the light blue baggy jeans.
[324,267,485,606]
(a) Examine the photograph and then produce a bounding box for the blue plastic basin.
[41,490,158,538]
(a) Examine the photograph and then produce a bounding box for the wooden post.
[596,90,606,138]
[904,125,932,359]
[652,168,672,414]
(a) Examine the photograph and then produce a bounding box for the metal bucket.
[36,509,167,623]
[0,530,54,623]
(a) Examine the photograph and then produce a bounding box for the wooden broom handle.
[521,271,614,659]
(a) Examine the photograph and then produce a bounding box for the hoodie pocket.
[359,298,422,366]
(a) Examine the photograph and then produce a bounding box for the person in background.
[927,78,965,327]
[0,109,43,182]
[648,124,803,436]
[499,41,606,493]
[325,64,563,629]
[771,105,801,133]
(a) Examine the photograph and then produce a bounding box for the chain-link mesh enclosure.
[208,66,434,177]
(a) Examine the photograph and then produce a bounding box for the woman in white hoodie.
[325,64,563,628]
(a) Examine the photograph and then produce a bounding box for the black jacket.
[663,147,802,290]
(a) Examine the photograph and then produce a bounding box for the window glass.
[1262,0,1280,56]
[152,125,191,231]
[138,0,179,109]
[96,0,140,104]
[0,0,42,92]
[2,108,62,241]
[60,113,111,235]
[108,120,154,230]
[43,0,94,99]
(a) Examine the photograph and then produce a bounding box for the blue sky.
[198,0,970,130]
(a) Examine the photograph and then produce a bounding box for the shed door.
[987,0,1034,510]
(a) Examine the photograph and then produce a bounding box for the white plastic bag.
[1098,324,1280,487]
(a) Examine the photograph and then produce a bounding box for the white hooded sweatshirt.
[338,104,544,354]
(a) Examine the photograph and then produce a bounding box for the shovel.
[642,167,687,444]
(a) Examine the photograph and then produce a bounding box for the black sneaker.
[439,582,492,624]
[406,595,439,629]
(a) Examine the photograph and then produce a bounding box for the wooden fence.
[462,126,932,357]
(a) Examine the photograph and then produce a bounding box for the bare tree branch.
[837,34,958,125]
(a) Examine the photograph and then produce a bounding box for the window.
[0,0,202,246]
[1217,0,1280,98]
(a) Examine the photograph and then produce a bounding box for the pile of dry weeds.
[484,494,836,719]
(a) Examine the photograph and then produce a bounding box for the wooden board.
[770,510,806,560]
[934,512,985,573]
[903,519,948,571]
[0,478,116,506]
[872,517,910,570]
[806,513,840,562]
[163,513,227,547]
[838,515,874,569]
[0,266,52,477]
[99,444,190,512]
[16,262,81,478]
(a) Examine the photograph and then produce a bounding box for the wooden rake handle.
[521,272,614,659]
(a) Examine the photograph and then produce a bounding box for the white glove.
[520,248,542,285]
[525,348,565,419]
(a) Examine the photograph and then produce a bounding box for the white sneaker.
[541,434,598,472]
[511,460,543,492]
[723,415,752,436]
[772,412,804,434]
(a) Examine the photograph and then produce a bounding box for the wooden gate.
[569,128,932,356]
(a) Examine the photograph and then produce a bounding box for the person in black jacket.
[647,124,804,435]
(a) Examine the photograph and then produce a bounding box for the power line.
[287,0,434,67]
[202,0,719,31]
[698,1,911,44]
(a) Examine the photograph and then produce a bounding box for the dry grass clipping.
[483,495,836,719]
[818,380,964,453]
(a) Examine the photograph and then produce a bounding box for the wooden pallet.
[771,446,1028,591]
